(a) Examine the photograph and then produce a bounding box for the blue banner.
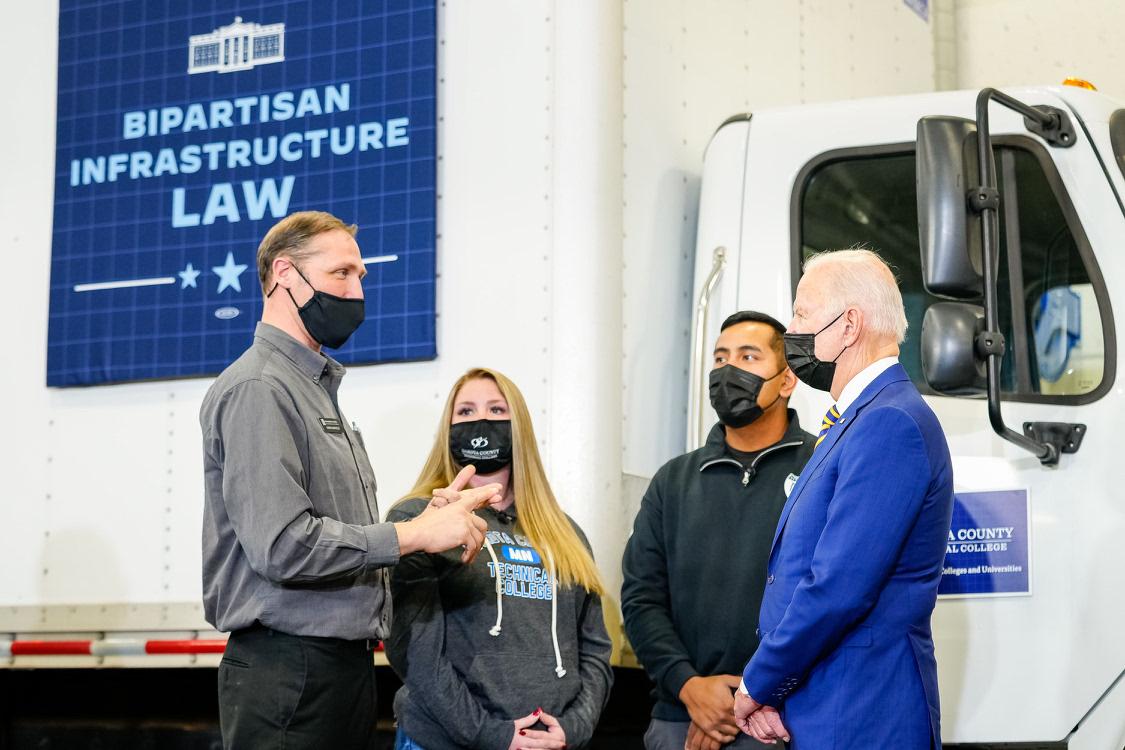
[939,489,1031,597]
[903,0,929,22]
[48,0,436,386]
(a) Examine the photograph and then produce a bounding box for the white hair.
[803,249,908,344]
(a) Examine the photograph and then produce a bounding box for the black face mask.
[783,310,847,392]
[449,419,513,474]
[268,265,365,349]
[709,365,784,428]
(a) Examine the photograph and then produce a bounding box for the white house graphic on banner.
[188,17,284,74]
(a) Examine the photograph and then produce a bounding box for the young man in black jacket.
[622,311,816,750]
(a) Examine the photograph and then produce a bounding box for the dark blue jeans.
[394,729,426,750]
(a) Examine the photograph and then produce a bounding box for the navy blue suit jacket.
[741,363,954,749]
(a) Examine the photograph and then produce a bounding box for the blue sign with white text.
[48,0,436,386]
[501,545,542,565]
[939,489,1031,597]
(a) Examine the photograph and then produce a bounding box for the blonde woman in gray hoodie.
[386,367,613,750]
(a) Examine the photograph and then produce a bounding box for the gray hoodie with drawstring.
[385,500,613,750]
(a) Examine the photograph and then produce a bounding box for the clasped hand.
[679,675,741,749]
[507,707,566,750]
[732,690,789,745]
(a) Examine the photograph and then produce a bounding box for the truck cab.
[689,85,1125,747]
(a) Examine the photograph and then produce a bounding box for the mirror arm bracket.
[1022,422,1086,464]
[974,330,1005,359]
[967,186,1000,213]
[973,88,1063,467]
[1024,105,1076,149]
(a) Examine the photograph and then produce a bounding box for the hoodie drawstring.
[481,537,566,679]
[483,538,503,636]
[546,549,567,678]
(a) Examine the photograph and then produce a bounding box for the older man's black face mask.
[783,311,847,392]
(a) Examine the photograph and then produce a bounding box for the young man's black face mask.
[709,365,784,428]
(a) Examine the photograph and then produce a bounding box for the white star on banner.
[212,252,248,294]
[178,262,201,289]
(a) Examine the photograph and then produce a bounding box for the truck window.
[796,144,1109,401]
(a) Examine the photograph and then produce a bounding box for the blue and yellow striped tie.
[816,405,841,448]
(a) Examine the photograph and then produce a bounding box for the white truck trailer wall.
[952,0,1125,101]
[0,1,625,637]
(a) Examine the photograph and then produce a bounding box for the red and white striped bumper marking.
[0,638,228,657]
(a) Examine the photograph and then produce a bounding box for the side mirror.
[916,116,985,300]
[921,302,987,395]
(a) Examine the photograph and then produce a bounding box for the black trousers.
[218,625,378,750]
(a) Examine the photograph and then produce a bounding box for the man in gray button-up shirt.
[201,211,497,749]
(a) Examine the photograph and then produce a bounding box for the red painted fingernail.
[534,707,542,715]
[519,730,526,736]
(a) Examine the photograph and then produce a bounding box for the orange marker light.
[1062,77,1097,91]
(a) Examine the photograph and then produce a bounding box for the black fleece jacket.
[621,410,816,722]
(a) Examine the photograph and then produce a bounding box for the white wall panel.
[954,0,1125,100]
[548,1,625,597]
[621,0,698,483]
[801,0,934,102]
[0,2,61,608]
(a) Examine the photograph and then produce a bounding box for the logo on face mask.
[450,420,513,474]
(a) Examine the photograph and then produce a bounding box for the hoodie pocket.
[465,654,577,717]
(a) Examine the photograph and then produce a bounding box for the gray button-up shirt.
[200,322,399,640]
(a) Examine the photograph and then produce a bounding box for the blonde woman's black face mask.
[449,419,513,474]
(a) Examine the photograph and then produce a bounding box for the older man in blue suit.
[733,249,954,749]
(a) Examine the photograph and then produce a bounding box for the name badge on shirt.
[319,417,343,434]
[784,473,799,498]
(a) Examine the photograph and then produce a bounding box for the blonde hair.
[399,368,605,595]
[804,248,908,344]
[257,210,358,293]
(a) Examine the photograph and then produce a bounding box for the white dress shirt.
[834,356,899,417]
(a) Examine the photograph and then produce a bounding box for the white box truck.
[688,82,1125,748]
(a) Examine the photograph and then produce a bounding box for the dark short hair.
[720,310,786,334]
[719,310,786,361]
